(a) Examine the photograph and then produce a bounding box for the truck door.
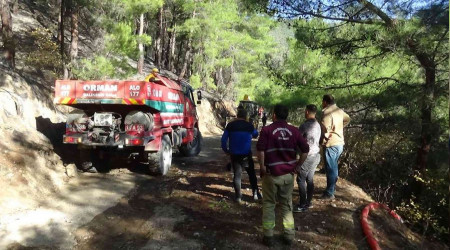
[182,84,196,128]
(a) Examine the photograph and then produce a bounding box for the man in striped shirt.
[256,104,309,247]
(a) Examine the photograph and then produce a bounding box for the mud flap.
[145,136,161,151]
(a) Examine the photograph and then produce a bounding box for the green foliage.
[181,0,277,99]
[397,190,449,239]
[72,56,134,79]
[189,74,202,89]
[105,22,138,58]
[254,3,449,241]
[120,0,163,15]
[25,28,63,76]
[71,0,163,79]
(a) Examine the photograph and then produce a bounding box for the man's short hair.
[274,104,288,120]
[237,108,247,119]
[322,94,335,105]
[306,104,317,113]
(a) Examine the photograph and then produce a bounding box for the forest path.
[4,135,429,250]
[72,135,376,250]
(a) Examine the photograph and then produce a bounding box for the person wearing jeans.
[324,145,343,197]
[320,94,350,199]
[295,104,322,212]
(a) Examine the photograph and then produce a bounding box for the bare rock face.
[65,164,78,178]
[0,90,23,118]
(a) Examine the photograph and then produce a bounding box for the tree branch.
[347,105,377,114]
[284,9,378,24]
[357,0,394,27]
[432,29,448,61]
[296,22,347,31]
[311,37,365,50]
[321,77,400,90]
[346,50,388,62]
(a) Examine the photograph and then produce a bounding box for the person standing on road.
[221,108,262,203]
[294,104,321,212]
[262,112,267,127]
[320,94,350,199]
[256,104,309,247]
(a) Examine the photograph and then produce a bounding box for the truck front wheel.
[179,128,202,157]
[148,134,172,175]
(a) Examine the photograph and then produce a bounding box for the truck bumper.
[63,134,155,148]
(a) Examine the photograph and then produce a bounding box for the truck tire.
[148,134,172,175]
[179,128,202,157]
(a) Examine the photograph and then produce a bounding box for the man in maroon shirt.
[256,104,309,246]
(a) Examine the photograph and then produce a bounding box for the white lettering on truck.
[168,92,180,101]
[61,85,70,90]
[129,85,140,97]
[83,84,118,92]
[60,85,70,96]
[129,85,140,91]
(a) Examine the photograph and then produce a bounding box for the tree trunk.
[66,2,78,79]
[70,5,79,61]
[1,0,15,68]
[416,66,435,173]
[155,7,163,67]
[168,26,176,72]
[58,0,64,53]
[11,0,17,13]
[175,36,184,72]
[406,38,436,194]
[179,10,196,79]
[59,0,68,78]
[178,39,191,79]
[161,14,168,68]
[137,13,145,74]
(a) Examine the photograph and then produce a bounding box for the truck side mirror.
[197,90,202,104]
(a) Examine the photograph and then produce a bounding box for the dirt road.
[73,135,266,250]
[4,135,381,250]
[70,135,375,250]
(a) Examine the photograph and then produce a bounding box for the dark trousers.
[231,154,258,198]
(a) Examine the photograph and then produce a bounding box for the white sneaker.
[253,192,262,200]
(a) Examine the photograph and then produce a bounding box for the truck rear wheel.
[148,134,172,175]
[179,128,202,157]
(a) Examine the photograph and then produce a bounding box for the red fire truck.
[54,71,202,175]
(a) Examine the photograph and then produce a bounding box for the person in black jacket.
[262,112,267,127]
[221,108,262,202]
